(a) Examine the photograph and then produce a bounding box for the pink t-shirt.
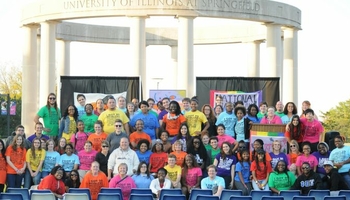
[71,132,89,152]
[295,154,318,168]
[217,134,236,148]
[109,176,136,200]
[78,150,97,170]
[300,118,324,143]
[185,167,202,187]
[260,115,282,124]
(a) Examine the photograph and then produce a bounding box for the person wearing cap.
[291,162,322,195]
[312,142,331,178]
[251,149,272,191]
[322,160,349,194]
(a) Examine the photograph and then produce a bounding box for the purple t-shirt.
[312,151,330,175]
[215,154,237,177]
[269,152,289,169]
[158,110,168,120]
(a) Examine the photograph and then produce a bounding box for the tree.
[0,62,22,138]
[0,64,22,99]
[321,99,350,141]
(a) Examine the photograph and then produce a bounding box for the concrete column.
[130,16,146,99]
[22,25,38,132]
[178,16,195,97]
[56,40,70,107]
[170,46,178,89]
[247,40,261,77]
[265,24,282,77]
[39,21,57,106]
[283,28,298,103]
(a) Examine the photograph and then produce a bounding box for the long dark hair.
[182,154,199,180]
[63,104,78,120]
[136,161,151,178]
[46,93,59,116]
[254,151,266,172]
[65,169,81,187]
[220,142,233,160]
[176,123,191,141]
[0,139,5,158]
[288,115,303,141]
[187,136,208,163]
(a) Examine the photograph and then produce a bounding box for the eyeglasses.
[49,97,56,100]
[102,146,109,148]
[115,125,122,127]
[290,145,296,147]
[239,146,246,149]
[70,174,78,176]
[302,167,310,170]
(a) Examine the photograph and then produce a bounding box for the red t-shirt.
[250,160,272,180]
[149,152,168,173]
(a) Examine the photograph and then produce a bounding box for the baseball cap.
[323,160,333,167]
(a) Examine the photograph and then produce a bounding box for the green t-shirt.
[37,106,61,136]
[81,114,99,133]
[268,171,296,191]
[206,146,221,164]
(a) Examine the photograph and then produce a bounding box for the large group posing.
[1,93,349,200]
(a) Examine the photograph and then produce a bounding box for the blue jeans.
[24,169,42,189]
[7,173,24,188]
[340,173,350,188]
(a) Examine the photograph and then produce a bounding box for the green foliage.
[321,99,350,142]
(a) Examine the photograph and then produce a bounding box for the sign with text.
[210,90,262,109]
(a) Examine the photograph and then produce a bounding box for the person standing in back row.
[34,93,61,141]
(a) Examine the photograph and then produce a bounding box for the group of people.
[1,93,349,200]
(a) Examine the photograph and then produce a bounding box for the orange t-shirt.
[88,133,108,152]
[250,160,273,180]
[170,151,187,167]
[5,145,26,174]
[0,153,7,184]
[80,171,109,200]
[163,114,186,136]
[149,152,168,173]
[129,132,151,149]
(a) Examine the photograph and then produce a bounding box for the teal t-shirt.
[268,171,296,191]
[37,106,61,136]
[81,114,98,133]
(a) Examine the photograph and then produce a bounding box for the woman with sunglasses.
[106,119,128,153]
[64,169,81,192]
[291,161,322,195]
[287,140,301,176]
[95,140,110,176]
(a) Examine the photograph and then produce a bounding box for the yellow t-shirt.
[26,149,46,171]
[184,110,208,136]
[62,116,77,142]
[164,165,181,182]
[98,109,130,134]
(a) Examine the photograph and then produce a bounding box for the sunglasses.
[115,125,122,127]
[290,145,296,147]
[102,146,109,148]
[49,97,56,100]
[239,146,246,149]
[302,167,310,170]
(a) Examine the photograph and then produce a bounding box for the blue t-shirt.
[201,176,225,189]
[246,115,260,123]
[132,174,154,188]
[215,112,237,137]
[234,119,246,142]
[269,152,289,169]
[234,161,251,183]
[281,115,292,124]
[136,150,153,164]
[215,154,237,177]
[76,105,86,120]
[130,113,160,140]
[330,146,350,173]
[42,151,61,172]
[58,153,80,172]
